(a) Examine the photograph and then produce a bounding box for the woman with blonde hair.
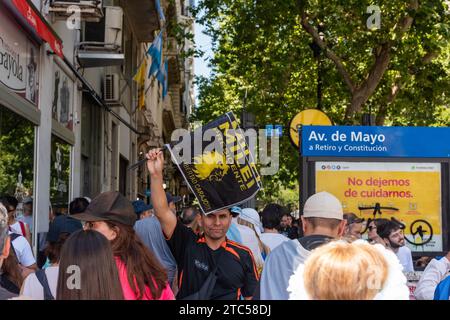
[288,240,410,300]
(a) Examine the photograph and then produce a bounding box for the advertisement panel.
[0,9,39,106]
[316,162,443,252]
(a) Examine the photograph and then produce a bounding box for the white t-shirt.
[9,231,36,267]
[21,266,59,300]
[260,232,289,251]
[9,221,28,237]
[396,246,414,272]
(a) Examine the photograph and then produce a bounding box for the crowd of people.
[0,148,449,300]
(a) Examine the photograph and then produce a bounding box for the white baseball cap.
[240,208,263,235]
[303,192,343,220]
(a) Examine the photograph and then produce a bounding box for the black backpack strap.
[9,233,21,261]
[35,269,55,300]
[9,233,21,242]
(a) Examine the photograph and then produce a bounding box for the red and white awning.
[9,0,64,58]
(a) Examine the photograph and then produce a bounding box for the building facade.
[0,0,193,251]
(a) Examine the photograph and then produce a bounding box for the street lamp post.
[309,23,325,110]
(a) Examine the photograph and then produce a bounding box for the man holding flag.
[146,148,259,300]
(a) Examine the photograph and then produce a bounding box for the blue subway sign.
[301,126,450,158]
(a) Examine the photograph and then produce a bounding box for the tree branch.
[375,81,402,126]
[300,12,356,93]
[376,49,439,125]
[345,0,419,120]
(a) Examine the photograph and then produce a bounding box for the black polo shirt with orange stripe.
[167,220,259,300]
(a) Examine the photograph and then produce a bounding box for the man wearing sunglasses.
[343,213,364,239]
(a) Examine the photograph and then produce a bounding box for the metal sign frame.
[299,126,450,257]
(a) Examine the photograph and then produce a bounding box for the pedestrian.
[343,213,364,239]
[0,199,36,271]
[291,218,303,238]
[73,191,174,300]
[288,240,409,300]
[132,200,154,220]
[0,246,25,295]
[165,192,182,215]
[133,199,178,290]
[240,208,263,234]
[286,214,300,239]
[147,148,259,300]
[225,207,243,244]
[279,212,290,238]
[378,220,414,272]
[56,229,124,300]
[42,206,84,270]
[180,206,202,235]
[21,214,82,300]
[69,197,90,216]
[414,251,450,300]
[18,197,33,233]
[1,196,32,244]
[258,191,346,300]
[0,203,18,299]
[230,206,265,276]
[260,204,289,251]
[239,208,270,260]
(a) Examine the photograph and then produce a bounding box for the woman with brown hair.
[103,220,174,300]
[0,248,25,294]
[57,229,123,300]
[74,191,174,300]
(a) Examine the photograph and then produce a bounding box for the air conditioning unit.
[77,6,124,67]
[82,6,123,50]
[49,0,103,22]
[104,6,123,50]
[103,73,120,104]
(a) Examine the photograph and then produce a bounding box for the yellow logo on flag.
[193,151,229,182]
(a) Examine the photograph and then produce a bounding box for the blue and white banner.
[155,0,166,22]
[148,31,163,77]
[301,126,450,158]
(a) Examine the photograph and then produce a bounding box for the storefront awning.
[2,0,64,58]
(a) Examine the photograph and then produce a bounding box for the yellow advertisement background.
[316,170,442,239]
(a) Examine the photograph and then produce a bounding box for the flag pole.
[128,145,168,171]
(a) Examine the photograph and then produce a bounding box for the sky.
[193,20,213,104]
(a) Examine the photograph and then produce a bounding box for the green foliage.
[191,0,450,200]
[0,107,35,196]
[50,136,71,208]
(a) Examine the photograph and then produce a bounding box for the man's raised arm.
[146,148,177,239]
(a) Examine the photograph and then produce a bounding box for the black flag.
[167,112,262,214]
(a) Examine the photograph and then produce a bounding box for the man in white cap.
[257,191,347,300]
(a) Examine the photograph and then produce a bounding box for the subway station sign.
[301,126,450,158]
